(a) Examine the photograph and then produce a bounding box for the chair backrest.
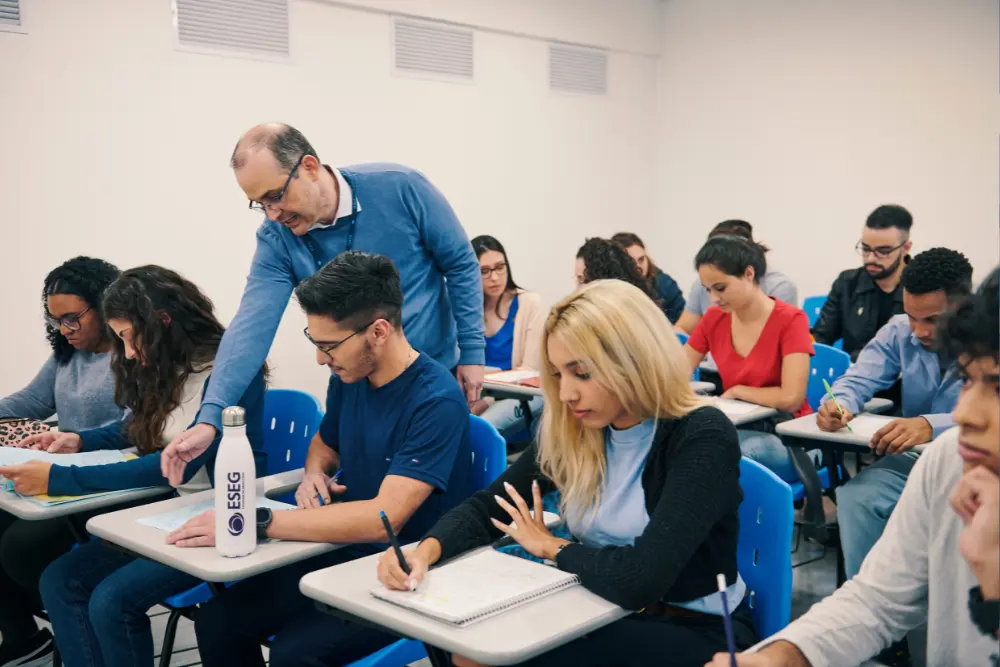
[262,389,325,475]
[806,343,851,410]
[802,295,827,328]
[737,457,793,639]
[468,415,507,493]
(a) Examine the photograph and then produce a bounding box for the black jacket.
[811,266,904,361]
[424,407,742,611]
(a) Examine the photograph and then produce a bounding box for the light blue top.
[832,314,960,436]
[0,352,123,433]
[196,163,486,431]
[565,418,744,615]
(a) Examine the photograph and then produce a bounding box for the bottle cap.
[222,406,246,427]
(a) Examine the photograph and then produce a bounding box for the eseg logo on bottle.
[228,512,244,536]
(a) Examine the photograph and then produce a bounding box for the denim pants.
[39,539,201,667]
[836,453,917,579]
[481,397,544,440]
[737,429,802,483]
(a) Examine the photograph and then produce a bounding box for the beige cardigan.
[510,291,547,371]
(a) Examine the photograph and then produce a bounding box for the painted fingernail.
[532,479,539,489]
[494,495,504,504]
[504,482,513,490]
[408,579,417,591]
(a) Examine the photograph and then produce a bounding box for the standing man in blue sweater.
[161,123,485,484]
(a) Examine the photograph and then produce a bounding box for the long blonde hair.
[537,279,704,522]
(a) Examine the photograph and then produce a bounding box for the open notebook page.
[137,497,296,532]
[841,414,896,440]
[713,398,760,416]
[0,448,128,468]
[485,370,539,384]
[371,549,578,626]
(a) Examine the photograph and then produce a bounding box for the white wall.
[0,0,660,399]
[653,0,1000,300]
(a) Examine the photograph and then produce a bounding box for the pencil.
[822,379,853,432]
[717,573,738,667]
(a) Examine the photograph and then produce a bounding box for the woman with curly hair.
[0,256,123,431]
[574,238,661,308]
[12,265,267,667]
[611,232,686,324]
[0,256,123,667]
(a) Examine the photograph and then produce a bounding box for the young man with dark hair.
[812,204,913,360]
[168,252,472,667]
[706,267,999,667]
[816,247,974,580]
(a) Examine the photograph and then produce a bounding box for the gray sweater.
[0,351,123,433]
[756,428,999,666]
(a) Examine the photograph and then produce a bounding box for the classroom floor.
[49,539,828,666]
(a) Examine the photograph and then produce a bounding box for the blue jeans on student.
[836,453,917,579]
[737,430,801,483]
[39,539,201,667]
[481,397,544,440]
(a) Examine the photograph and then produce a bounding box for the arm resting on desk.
[727,353,810,413]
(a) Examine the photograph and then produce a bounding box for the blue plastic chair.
[738,457,793,639]
[675,332,701,381]
[802,295,827,328]
[158,389,324,667]
[347,415,507,667]
[806,344,851,411]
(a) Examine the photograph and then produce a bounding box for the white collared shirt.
[313,168,362,230]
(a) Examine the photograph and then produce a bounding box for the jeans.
[737,430,802,483]
[0,511,77,642]
[481,397,544,440]
[836,453,917,579]
[195,548,397,667]
[39,539,201,667]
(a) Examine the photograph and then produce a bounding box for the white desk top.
[775,413,897,448]
[0,485,172,521]
[299,547,627,665]
[862,397,894,414]
[484,380,717,400]
[87,469,337,582]
[711,398,778,427]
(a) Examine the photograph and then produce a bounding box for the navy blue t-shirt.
[318,353,471,550]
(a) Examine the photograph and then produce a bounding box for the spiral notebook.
[370,549,579,626]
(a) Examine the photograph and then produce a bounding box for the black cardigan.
[424,405,743,611]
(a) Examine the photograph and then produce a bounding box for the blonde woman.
[377,280,756,666]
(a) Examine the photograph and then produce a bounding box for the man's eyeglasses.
[249,154,305,213]
[855,240,907,260]
[45,307,91,332]
[480,263,508,278]
[303,321,375,355]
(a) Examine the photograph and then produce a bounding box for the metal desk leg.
[424,645,453,667]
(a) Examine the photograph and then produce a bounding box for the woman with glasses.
[9,265,268,667]
[0,257,123,667]
[470,235,546,438]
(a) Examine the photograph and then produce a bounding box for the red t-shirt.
[690,299,815,417]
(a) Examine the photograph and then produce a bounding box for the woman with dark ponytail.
[13,266,268,667]
[683,235,814,482]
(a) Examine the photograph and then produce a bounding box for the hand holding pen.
[295,469,345,509]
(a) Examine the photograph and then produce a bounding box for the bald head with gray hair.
[230,123,319,172]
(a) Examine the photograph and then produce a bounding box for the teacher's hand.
[456,364,485,405]
[492,480,567,561]
[161,424,217,487]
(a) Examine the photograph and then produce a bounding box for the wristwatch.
[256,507,274,541]
[968,586,1000,637]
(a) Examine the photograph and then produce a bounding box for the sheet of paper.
[24,488,147,507]
[137,496,297,532]
[0,448,128,468]
[841,414,896,440]
[713,398,759,416]
[485,370,539,384]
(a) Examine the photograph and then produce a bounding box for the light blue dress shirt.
[832,314,960,436]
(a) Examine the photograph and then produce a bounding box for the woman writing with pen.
[377,279,757,667]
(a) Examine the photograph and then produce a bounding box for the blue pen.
[717,573,738,667]
[316,469,342,507]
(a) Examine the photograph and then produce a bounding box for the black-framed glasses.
[480,263,508,278]
[855,240,907,260]
[45,307,91,332]
[249,154,305,213]
[303,321,375,355]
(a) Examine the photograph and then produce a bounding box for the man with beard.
[812,205,912,361]
[816,248,973,580]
